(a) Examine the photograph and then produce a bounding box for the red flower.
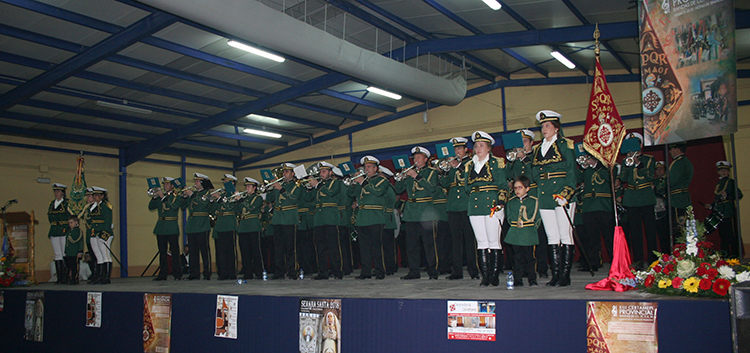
[698,248,705,258]
[707,269,718,280]
[662,254,671,262]
[699,278,713,291]
[716,260,727,268]
[644,275,655,288]
[673,250,681,257]
[697,267,707,276]
[663,264,674,275]
[700,262,712,270]
[653,265,663,273]
[713,278,731,296]
[672,277,683,288]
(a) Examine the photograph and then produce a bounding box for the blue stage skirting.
[0,289,732,352]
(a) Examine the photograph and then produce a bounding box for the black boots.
[64,256,79,285]
[99,262,112,285]
[478,249,490,287]
[87,263,101,284]
[489,249,502,287]
[546,245,561,287]
[557,245,575,287]
[55,260,68,284]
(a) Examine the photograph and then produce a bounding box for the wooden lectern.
[1,211,38,284]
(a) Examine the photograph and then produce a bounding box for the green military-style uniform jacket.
[64,226,84,257]
[440,156,470,212]
[268,179,303,226]
[148,193,181,235]
[504,195,540,246]
[383,182,398,230]
[394,165,439,222]
[464,155,508,216]
[261,203,273,237]
[312,178,343,227]
[713,177,743,219]
[298,188,315,231]
[619,154,656,207]
[338,185,355,228]
[48,198,71,238]
[531,136,577,209]
[89,201,113,241]
[668,154,693,209]
[653,176,667,200]
[507,153,537,196]
[581,165,614,213]
[210,198,238,238]
[348,174,389,227]
[237,194,264,233]
[181,189,213,233]
[82,205,93,244]
[433,183,448,222]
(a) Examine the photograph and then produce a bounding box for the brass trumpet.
[259,166,285,193]
[147,188,161,197]
[431,157,457,172]
[394,165,416,182]
[342,168,367,186]
[175,186,197,196]
[202,187,225,201]
[624,152,640,167]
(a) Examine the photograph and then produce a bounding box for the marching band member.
[464,131,508,287]
[668,143,693,252]
[433,170,452,276]
[297,178,317,276]
[267,163,303,279]
[309,162,344,280]
[180,173,214,280]
[210,174,238,280]
[148,177,182,281]
[395,146,440,280]
[237,177,265,280]
[441,137,479,280]
[348,156,389,280]
[88,187,113,284]
[48,183,72,284]
[580,154,614,271]
[81,188,99,284]
[531,111,577,287]
[337,167,357,276]
[379,165,399,276]
[708,161,742,258]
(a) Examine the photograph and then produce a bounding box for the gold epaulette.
[562,137,574,149]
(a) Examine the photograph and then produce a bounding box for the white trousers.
[469,210,504,250]
[50,236,65,261]
[90,237,113,264]
[540,203,576,245]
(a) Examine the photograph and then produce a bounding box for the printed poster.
[447,300,496,341]
[86,292,102,328]
[24,291,44,342]
[214,295,238,339]
[639,0,736,145]
[143,293,172,353]
[587,301,658,353]
[299,298,341,353]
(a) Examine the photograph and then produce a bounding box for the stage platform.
[0,265,734,352]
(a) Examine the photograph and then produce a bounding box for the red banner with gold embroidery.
[582,59,626,168]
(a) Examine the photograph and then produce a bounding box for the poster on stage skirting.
[143,293,172,353]
[586,301,658,353]
[86,292,102,328]
[214,295,238,339]
[299,298,341,353]
[639,0,736,145]
[447,300,496,341]
[24,291,43,342]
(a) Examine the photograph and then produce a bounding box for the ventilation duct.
[139,0,467,106]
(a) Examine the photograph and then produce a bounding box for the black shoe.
[401,273,420,280]
[153,277,167,281]
[271,273,284,280]
[313,274,329,280]
[538,271,549,279]
[529,279,538,286]
[429,275,438,279]
[187,276,199,280]
[355,275,371,280]
[375,274,385,280]
[470,274,480,280]
[173,277,182,281]
[203,275,211,280]
[447,274,463,280]
[334,274,344,280]
[514,279,524,287]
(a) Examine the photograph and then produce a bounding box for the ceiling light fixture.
[243,128,282,139]
[96,100,152,115]
[367,87,402,100]
[227,40,285,63]
[550,51,576,69]
[482,0,502,10]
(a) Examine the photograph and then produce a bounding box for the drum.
[703,211,725,235]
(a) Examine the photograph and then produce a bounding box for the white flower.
[718,266,736,280]
[686,244,698,257]
[737,271,750,283]
[676,260,696,278]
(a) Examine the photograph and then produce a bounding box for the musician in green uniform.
[297,182,317,276]
[706,161,743,258]
[148,177,182,281]
[210,174,239,280]
[63,215,83,285]
[48,183,72,284]
[336,167,356,276]
[236,177,265,280]
[88,187,113,284]
[531,110,577,287]
[267,163,303,279]
[81,188,99,283]
[396,146,440,280]
[379,165,399,276]
[308,162,343,280]
[464,132,508,287]
[653,161,670,254]
[580,154,614,271]
[348,156,389,279]
[433,174,451,275]
[667,143,693,250]
[505,176,541,286]
[180,173,214,280]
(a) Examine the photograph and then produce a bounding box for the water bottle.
[237,279,246,284]
[262,270,267,281]
[299,269,305,280]
[506,271,514,290]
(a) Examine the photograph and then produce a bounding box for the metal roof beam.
[0,11,177,111]
[1,111,149,138]
[160,147,241,162]
[201,130,287,147]
[178,139,263,154]
[0,123,129,148]
[259,111,339,131]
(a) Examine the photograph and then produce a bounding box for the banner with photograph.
[299,298,341,353]
[447,300,496,341]
[639,0,736,145]
[143,293,172,353]
[24,291,44,342]
[214,295,238,339]
[86,292,102,328]
[586,301,658,353]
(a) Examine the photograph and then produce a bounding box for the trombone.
[342,167,367,186]
[394,165,416,182]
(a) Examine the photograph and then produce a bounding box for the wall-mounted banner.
[447,300,496,341]
[24,291,44,342]
[86,292,102,328]
[586,301,658,353]
[143,293,172,353]
[299,298,341,353]
[214,295,238,339]
[639,0,736,145]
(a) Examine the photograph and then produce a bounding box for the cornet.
[394,165,417,182]
[342,168,367,186]
[147,188,161,197]
[624,152,640,167]
[506,148,526,162]
[431,157,457,172]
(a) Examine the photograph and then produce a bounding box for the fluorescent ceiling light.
[550,51,576,69]
[367,87,402,100]
[227,40,285,63]
[246,114,281,125]
[96,100,152,115]
[243,128,282,139]
[482,0,502,10]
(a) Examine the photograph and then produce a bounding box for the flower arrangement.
[0,253,25,287]
[634,206,750,298]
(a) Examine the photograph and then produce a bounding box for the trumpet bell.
[506,150,518,162]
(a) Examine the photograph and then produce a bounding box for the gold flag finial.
[594,23,600,58]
